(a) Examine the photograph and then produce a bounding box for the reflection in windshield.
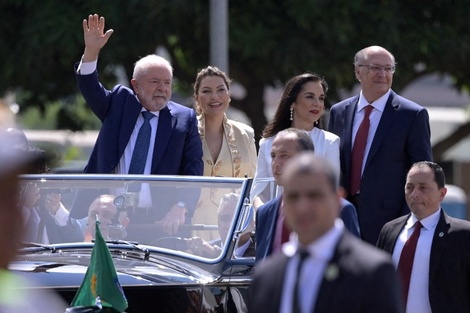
[20,182,83,244]
[83,194,128,242]
[187,193,239,258]
[19,176,253,260]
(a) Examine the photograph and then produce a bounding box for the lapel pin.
[438,232,444,237]
[325,264,339,281]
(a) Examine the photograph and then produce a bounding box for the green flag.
[71,221,128,312]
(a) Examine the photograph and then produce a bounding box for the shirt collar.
[408,208,441,231]
[140,108,159,118]
[358,89,391,113]
[283,218,344,260]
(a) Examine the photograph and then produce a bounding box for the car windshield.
[18,174,255,261]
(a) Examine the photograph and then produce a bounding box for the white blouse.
[251,128,340,202]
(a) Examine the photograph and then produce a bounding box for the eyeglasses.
[357,64,396,74]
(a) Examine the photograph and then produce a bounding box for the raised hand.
[82,14,114,62]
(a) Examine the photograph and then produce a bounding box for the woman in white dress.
[251,73,340,208]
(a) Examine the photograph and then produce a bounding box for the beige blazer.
[198,114,257,178]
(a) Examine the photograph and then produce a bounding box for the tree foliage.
[0,0,469,156]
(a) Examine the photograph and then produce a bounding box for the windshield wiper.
[103,240,151,261]
[21,241,57,252]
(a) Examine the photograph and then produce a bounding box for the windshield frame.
[18,174,253,264]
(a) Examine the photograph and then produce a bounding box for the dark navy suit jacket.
[255,196,360,261]
[75,65,203,176]
[377,210,470,313]
[328,91,432,244]
[249,231,403,313]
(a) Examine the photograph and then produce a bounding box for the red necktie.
[397,221,423,306]
[272,208,290,253]
[349,105,373,195]
[281,220,290,244]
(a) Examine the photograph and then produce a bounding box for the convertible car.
[12,174,268,313]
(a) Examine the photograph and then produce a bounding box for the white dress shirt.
[351,89,390,175]
[251,127,340,203]
[279,219,344,313]
[392,209,441,313]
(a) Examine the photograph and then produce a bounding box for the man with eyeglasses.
[328,45,433,245]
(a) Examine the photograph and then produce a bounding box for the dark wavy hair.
[262,73,328,138]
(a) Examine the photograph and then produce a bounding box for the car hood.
[11,246,219,288]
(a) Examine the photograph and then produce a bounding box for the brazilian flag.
[71,221,128,312]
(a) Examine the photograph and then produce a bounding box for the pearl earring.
[290,107,293,121]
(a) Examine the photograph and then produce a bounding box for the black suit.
[377,210,470,313]
[249,231,403,313]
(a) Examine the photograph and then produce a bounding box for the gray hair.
[133,54,173,80]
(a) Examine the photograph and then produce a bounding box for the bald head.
[354,45,395,66]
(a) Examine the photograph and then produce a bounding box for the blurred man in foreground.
[0,133,67,312]
[249,153,402,313]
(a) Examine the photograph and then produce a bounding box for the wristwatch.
[176,201,186,209]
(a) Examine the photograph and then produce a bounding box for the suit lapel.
[429,210,450,284]
[276,255,290,310]
[342,97,358,182]
[151,106,174,171]
[221,116,239,177]
[383,215,408,254]
[313,233,348,312]
[365,91,398,168]
[119,94,142,157]
[262,197,282,257]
